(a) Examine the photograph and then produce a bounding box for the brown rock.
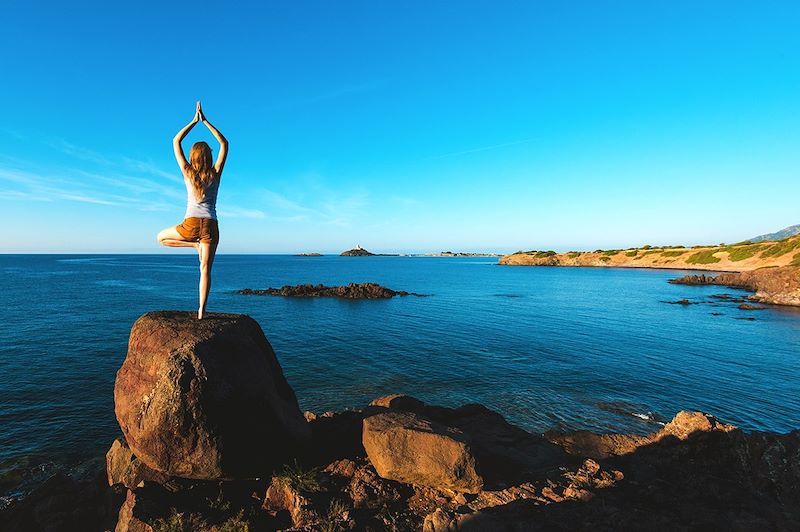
[423,508,456,532]
[262,478,317,529]
[369,394,425,411]
[549,411,737,458]
[115,490,154,532]
[540,486,563,502]
[106,438,168,488]
[656,411,736,441]
[114,311,310,480]
[346,459,408,509]
[362,411,484,493]
[582,458,600,475]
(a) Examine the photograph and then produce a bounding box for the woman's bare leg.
[197,241,218,319]
[157,226,199,250]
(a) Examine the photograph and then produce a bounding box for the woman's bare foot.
[198,308,205,320]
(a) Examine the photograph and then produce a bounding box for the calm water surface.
[1,254,799,497]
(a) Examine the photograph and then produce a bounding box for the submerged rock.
[114,311,310,480]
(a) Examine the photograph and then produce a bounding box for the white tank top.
[183,174,219,220]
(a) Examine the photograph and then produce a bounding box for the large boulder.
[362,410,484,493]
[114,311,310,479]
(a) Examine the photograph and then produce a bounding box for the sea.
[1,254,799,501]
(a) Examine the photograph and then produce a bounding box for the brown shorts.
[176,217,219,244]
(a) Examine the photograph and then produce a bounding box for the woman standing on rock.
[157,101,228,319]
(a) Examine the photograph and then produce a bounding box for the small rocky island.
[340,245,374,256]
[4,312,800,531]
[236,283,424,299]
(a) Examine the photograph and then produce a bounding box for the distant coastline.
[497,234,800,272]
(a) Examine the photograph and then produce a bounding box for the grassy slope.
[498,235,800,272]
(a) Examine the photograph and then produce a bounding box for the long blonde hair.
[185,141,217,199]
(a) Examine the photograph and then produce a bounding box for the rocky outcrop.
[670,266,800,306]
[114,311,310,480]
[14,312,794,531]
[236,282,424,299]
[547,410,736,459]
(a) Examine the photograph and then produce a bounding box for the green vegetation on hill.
[760,238,800,258]
[662,250,687,257]
[686,250,721,264]
[791,252,800,266]
[723,243,766,261]
[567,252,581,259]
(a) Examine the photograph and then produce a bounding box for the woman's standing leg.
[197,241,218,319]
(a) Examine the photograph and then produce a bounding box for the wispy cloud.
[1,137,263,218]
[217,206,266,219]
[258,182,370,227]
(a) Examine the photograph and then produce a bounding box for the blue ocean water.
[1,254,799,497]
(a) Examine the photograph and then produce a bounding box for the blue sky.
[1,1,798,253]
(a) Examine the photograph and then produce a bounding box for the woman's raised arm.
[173,102,201,171]
[198,103,229,175]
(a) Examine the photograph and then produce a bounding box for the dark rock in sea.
[340,246,374,256]
[663,298,695,305]
[114,311,310,480]
[236,282,425,299]
[739,303,767,310]
[670,266,800,306]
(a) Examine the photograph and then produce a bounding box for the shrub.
[599,256,611,263]
[567,252,581,259]
[274,461,322,492]
[215,511,250,532]
[661,250,686,257]
[791,252,800,266]
[625,250,638,257]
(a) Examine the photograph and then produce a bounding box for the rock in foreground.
[114,311,310,480]
[363,410,484,493]
[236,282,424,299]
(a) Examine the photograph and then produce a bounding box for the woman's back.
[184,175,219,220]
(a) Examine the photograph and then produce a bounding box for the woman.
[157,101,228,319]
